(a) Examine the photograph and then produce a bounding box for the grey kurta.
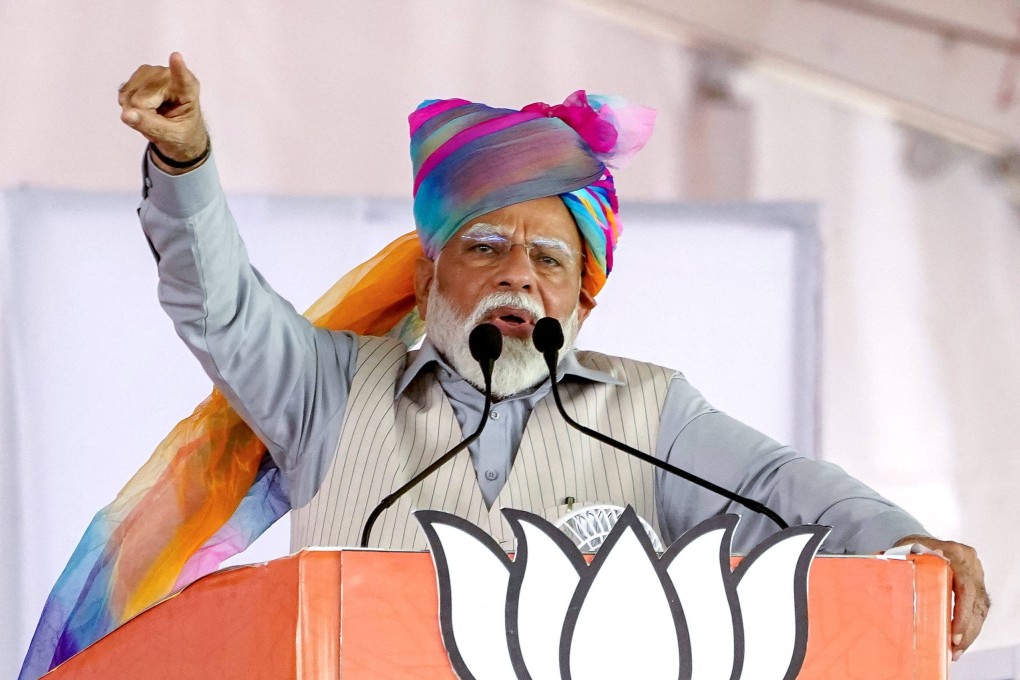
[138,151,928,554]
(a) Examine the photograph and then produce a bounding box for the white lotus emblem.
[415,507,828,680]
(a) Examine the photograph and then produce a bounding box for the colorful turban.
[410,91,655,296]
[20,92,654,679]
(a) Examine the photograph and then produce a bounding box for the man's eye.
[470,243,496,254]
[535,253,563,268]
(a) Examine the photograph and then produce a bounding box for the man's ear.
[576,287,596,324]
[414,256,436,320]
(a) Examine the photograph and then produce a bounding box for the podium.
[44,549,950,679]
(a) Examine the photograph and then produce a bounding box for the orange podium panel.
[45,550,949,679]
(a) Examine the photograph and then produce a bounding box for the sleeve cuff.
[144,148,223,218]
[826,507,931,554]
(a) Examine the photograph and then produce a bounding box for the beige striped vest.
[290,336,674,551]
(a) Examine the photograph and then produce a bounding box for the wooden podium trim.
[298,550,341,680]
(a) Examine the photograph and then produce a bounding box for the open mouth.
[484,306,538,337]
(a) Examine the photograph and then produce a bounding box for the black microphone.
[532,316,789,531]
[360,323,503,547]
[469,322,503,378]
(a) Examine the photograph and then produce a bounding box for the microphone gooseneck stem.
[359,360,494,548]
[541,351,790,531]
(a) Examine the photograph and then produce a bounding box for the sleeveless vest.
[290,336,675,550]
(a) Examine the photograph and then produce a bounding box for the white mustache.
[469,292,545,325]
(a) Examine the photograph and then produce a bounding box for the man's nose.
[495,243,535,290]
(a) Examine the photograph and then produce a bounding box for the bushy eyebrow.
[527,236,575,254]
[460,223,512,239]
[460,223,576,254]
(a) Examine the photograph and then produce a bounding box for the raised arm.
[117,54,357,505]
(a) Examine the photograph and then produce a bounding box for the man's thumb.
[121,109,142,126]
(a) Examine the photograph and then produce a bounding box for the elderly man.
[19,53,988,679]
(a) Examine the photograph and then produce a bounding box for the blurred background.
[1,0,1018,677]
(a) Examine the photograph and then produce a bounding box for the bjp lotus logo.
[416,507,829,680]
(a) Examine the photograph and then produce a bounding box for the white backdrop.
[0,188,816,677]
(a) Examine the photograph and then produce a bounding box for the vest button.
[489,410,500,420]
[484,469,499,481]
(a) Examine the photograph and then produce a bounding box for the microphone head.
[533,317,565,354]
[469,323,503,363]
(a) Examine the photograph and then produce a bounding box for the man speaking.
[20,52,988,678]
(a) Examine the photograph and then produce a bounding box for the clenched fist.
[119,52,208,174]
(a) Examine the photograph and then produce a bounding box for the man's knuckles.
[127,92,166,112]
[121,66,171,93]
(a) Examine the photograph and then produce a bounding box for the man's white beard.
[426,283,582,398]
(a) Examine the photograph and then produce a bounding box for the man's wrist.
[143,147,222,218]
[894,533,931,547]
[148,136,212,175]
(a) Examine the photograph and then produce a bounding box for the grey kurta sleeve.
[137,152,358,504]
[654,373,928,555]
